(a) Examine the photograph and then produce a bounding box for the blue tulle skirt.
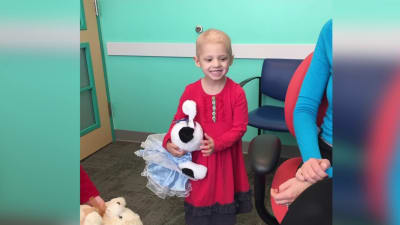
[135,133,192,199]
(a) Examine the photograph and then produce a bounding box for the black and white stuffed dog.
[170,100,207,180]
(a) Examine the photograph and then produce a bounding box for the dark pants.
[281,137,332,225]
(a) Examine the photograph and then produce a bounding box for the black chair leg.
[254,172,279,225]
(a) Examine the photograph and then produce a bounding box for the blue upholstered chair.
[240,59,302,135]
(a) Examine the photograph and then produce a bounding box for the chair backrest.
[284,53,328,136]
[260,59,302,101]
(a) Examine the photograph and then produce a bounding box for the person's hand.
[200,133,214,157]
[88,195,106,216]
[166,141,186,157]
[270,177,313,206]
[296,158,330,183]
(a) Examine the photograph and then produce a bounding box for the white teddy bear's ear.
[119,208,143,225]
[102,199,143,225]
[106,197,126,207]
[105,197,126,218]
[182,100,197,128]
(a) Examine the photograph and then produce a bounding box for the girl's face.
[194,42,233,82]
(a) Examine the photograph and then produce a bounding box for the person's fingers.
[270,188,278,199]
[178,149,186,157]
[201,149,212,156]
[169,143,181,153]
[170,147,184,157]
[278,179,293,192]
[89,196,106,216]
[271,188,293,205]
[304,166,318,183]
[320,159,331,170]
[311,161,328,179]
[272,190,291,204]
[169,142,179,149]
[171,142,178,147]
[274,196,291,205]
[200,140,209,149]
[200,145,208,150]
[276,199,292,206]
[296,169,305,181]
[97,202,106,216]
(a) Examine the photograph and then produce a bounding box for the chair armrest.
[239,76,260,87]
[248,134,281,225]
[249,134,281,174]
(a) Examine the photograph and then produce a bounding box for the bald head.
[196,29,232,57]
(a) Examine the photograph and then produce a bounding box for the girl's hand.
[166,141,186,157]
[296,158,330,183]
[270,177,313,206]
[88,195,106,216]
[200,133,214,157]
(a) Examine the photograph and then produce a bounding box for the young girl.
[162,29,252,225]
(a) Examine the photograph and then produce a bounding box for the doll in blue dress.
[135,100,207,199]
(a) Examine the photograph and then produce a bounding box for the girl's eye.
[220,58,226,61]
[206,59,212,62]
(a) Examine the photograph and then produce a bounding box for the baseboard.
[242,141,250,154]
[114,130,299,156]
[114,130,154,143]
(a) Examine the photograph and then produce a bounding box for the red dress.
[163,78,252,220]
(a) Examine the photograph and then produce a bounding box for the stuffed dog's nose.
[179,127,194,143]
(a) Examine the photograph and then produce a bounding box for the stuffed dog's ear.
[182,100,197,128]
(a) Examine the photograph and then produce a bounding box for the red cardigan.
[80,165,99,204]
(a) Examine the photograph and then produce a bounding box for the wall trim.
[107,42,315,59]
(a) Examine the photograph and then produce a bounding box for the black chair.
[240,59,302,135]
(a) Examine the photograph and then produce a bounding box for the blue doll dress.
[135,133,192,199]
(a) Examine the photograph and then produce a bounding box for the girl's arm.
[80,165,99,204]
[213,87,248,152]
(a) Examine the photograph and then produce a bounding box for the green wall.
[0,1,78,223]
[97,0,331,144]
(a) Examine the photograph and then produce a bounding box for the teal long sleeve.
[293,20,333,177]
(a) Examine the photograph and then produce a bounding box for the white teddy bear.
[80,197,143,225]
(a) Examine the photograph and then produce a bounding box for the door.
[80,0,112,160]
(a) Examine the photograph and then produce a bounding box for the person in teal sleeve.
[294,19,333,181]
[271,20,333,225]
